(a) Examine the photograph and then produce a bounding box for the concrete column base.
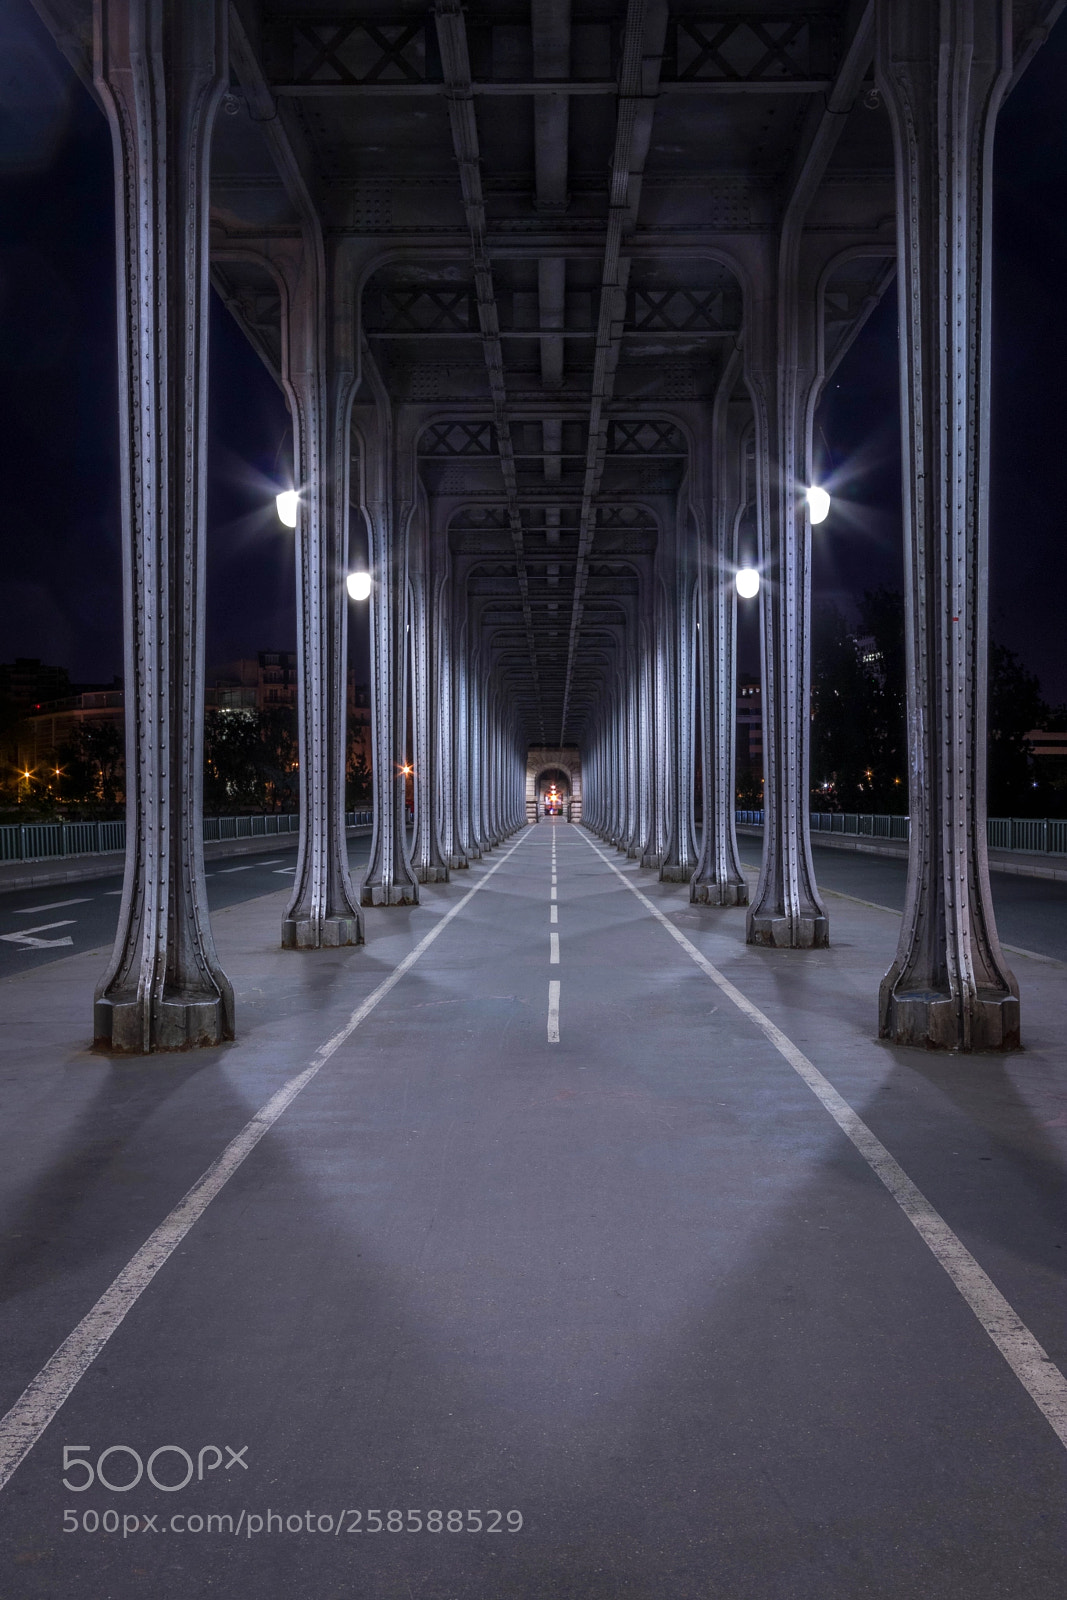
[94,993,232,1054]
[746,910,829,948]
[281,915,363,949]
[691,879,748,908]
[879,985,1021,1052]
[659,863,693,883]
[415,865,450,883]
[450,854,470,870]
[360,883,419,907]
[641,851,662,871]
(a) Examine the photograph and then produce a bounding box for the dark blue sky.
[1,0,1065,704]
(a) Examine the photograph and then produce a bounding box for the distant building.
[737,675,763,776]
[0,657,72,709]
[18,689,125,771]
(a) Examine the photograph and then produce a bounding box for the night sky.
[1,0,1065,705]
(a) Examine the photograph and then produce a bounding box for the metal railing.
[735,811,1067,856]
[0,811,373,865]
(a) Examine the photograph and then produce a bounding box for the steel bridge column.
[743,235,828,949]
[692,389,748,906]
[453,618,474,863]
[875,0,1018,1050]
[642,581,670,869]
[409,537,449,883]
[435,556,463,868]
[93,0,234,1051]
[661,519,697,882]
[360,413,420,907]
[280,238,364,950]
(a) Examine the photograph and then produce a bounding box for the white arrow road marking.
[11,899,90,915]
[0,921,76,950]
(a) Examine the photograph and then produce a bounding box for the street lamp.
[346,571,372,601]
[735,567,760,599]
[806,485,831,524]
[276,489,299,527]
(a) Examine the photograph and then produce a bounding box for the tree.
[987,642,1048,817]
[55,721,124,813]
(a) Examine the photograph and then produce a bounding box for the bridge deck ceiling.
[199,0,905,743]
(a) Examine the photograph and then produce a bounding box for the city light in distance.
[806,485,831,524]
[276,490,299,527]
[346,570,372,601]
[735,567,760,599]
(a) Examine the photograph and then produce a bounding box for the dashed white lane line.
[550,905,558,924]
[548,980,560,1043]
[579,827,1067,1451]
[549,931,559,964]
[0,827,532,1495]
[550,885,557,900]
[11,899,90,915]
[218,859,284,874]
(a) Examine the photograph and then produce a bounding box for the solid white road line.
[550,931,559,964]
[550,906,558,924]
[0,828,531,1495]
[580,828,1067,1451]
[547,980,560,1043]
[11,899,90,915]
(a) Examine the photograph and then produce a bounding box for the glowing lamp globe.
[276,490,299,528]
[806,485,831,524]
[735,567,760,599]
[346,571,372,601]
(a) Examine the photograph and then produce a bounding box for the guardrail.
[0,811,374,865]
[735,811,1067,856]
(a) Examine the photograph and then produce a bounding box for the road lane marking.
[548,980,560,1043]
[0,826,531,1496]
[11,899,90,915]
[217,859,284,874]
[580,827,1067,1452]
[550,931,559,964]
[0,921,76,950]
[550,905,558,924]
[551,885,557,900]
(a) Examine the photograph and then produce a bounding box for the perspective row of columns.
[92,0,1019,1055]
[584,0,1020,1053]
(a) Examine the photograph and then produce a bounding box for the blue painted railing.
[0,811,374,865]
[735,811,1067,856]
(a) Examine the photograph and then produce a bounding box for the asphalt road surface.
[2,832,1063,982]
[0,822,1064,1599]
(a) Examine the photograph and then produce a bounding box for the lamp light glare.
[346,570,372,601]
[735,567,760,599]
[276,490,299,527]
[806,485,831,524]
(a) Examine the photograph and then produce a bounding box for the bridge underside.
[30,0,1058,1054]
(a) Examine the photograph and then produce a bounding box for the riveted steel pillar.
[744,235,828,949]
[875,0,1018,1051]
[642,581,670,869]
[661,513,697,882]
[453,616,475,863]
[692,383,748,907]
[360,409,420,907]
[410,543,449,883]
[436,555,465,868]
[280,238,364,950]
[93,0,234,1051]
